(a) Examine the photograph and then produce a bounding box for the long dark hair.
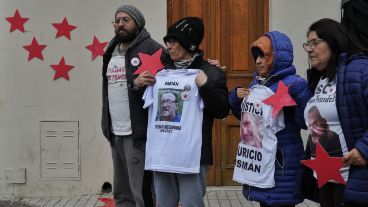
[306,18,366,91]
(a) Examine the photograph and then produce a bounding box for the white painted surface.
[40,121,79,179]
[5,168,26,184]
[0,0,166,197]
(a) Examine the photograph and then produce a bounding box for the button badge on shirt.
[131,57,140,67]
[181,83,191,101]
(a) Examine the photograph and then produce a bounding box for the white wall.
[270,0,341,79]
[0,0,166,197]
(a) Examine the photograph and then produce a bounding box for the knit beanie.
[250,36,274,70]
[115,5,145,30]
[163,17,204,53]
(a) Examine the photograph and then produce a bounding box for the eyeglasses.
[303,39,324,51]
[164,39,176,46]
[112,17,132,25]
[161,99,176,104]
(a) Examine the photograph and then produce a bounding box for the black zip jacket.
[101,28,164,147]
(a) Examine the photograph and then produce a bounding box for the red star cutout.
[5,9,29,33]
[50,57,74,80]
[97,198,115,207]
[263,80,297,118]
[134,48,164,75]
[23,37,47,61]
[52,17,77,40]
[301,143,345,188]
[85,36,108,60]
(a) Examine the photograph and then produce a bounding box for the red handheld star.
[134,48,164,75]
[263,80,296,118]
[97,198,115,207]
[5,9,29,33]
[52,17,77,40]
[85,36,108,60]
[50,57,74,80]
[301,143,346,188]
[23,37,47,61]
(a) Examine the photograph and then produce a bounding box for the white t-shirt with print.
[106,53,132,136]
[143,69,204,174]
[304,77,349,182]
[233,84,285,188]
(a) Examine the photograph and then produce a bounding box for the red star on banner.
[263,80,297,118]
[134,48,164,76]
[50,57,74,80]
[5,9,29,33]
[52,17,77,40]
[23,37,47,61]
[97,198,115,207]
[85,36,108,60]
[301,143,345,188]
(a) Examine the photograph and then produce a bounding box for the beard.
[115,26,138,43]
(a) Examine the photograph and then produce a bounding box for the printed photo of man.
[307,106,343,157]
[240,112,263,148]
[156,92,181,122]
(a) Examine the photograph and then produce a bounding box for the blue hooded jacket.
[229,31,312,205]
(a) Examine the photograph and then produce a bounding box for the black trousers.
[319,182,345,207]
[143,170,154,207]
[344,202,367,207]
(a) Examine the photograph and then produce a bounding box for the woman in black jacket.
[145,17,229,207]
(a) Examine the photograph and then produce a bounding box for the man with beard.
[101,5,164,207]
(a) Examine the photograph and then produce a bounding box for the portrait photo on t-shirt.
[155,88,184,123]
[240,112,263,148]
[307,106,343,157]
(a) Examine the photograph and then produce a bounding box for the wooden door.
[167,0,269,186]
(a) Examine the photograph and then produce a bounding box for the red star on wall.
[5,9,29,33]
[301,143,346,188]
[263,80,297,118]
[23,37,47,61]
[97,198,115,207]
[50,57,74,80]
[134,48,164,76]
[52,17,77,40]
[85,36,108,60]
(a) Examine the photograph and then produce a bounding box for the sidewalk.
[2,186,320,207]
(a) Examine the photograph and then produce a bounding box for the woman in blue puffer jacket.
[304,18,368,207]
[229,31,312,207]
